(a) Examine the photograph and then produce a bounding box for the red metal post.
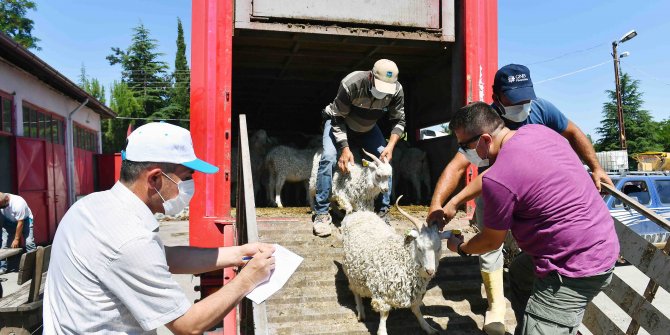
[190,0,236,332]
[190,0,234,246]
[463,0,498,219]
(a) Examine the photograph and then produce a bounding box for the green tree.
[106,23,169,118]
[659,119,670,152]
[153,18,190,126]
[0,0,39,50]
[171,17,190,127]
[595,73,662,164]
[78,65,106,104]
[102,81,141,153]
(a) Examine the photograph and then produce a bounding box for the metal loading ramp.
[256,214,517,335]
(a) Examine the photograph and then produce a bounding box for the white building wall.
[0,57,102,151]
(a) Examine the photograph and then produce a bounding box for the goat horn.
[395,195,424,229]
[362,148,383,166]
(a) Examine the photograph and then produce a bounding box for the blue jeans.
[314,120,392,215]
[1,217,36,271]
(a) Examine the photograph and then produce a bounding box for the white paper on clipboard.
[246,244,303,304]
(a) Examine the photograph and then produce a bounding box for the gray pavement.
[157,220,200,335]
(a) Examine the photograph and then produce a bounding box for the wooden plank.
[0,272,46,310]
[0,284,29,309]
[42,245,51,273]
[604,181,670,335]
[602,273,670,335]
[237,115,269,335]
[17,249,36,285]
[0,248,22,261]
[29,246,44,303]
[238,115,259,243]
[583,301,626,335]
[614,219,670,293]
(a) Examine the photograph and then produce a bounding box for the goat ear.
[361,159,376,168]
[404,229,419,244]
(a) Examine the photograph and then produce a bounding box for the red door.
[51,143,67,239]
[16,138,68,244]
[15,137,50,245]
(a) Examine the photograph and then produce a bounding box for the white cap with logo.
[372,59,399,94]
[124,122,218,174]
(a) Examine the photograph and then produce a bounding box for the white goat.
[265,145,319,208]
[342,197,442,335]
[308,149,392,213]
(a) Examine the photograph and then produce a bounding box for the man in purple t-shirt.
[445,102,619,335]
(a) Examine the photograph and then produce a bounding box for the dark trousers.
[509,253,613,335]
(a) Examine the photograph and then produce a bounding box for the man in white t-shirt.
[44,122,276,334]
[0,192,36,274]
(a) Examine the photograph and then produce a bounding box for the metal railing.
[235,115,269,335]
[582,183,670,335]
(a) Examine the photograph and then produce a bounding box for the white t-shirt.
[0,194,33,224]
[43,182,190,334]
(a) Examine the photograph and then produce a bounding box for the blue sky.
[29,1,668,140]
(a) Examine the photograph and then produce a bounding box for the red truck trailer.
[189,0,497,332]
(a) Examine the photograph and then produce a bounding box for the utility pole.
[612,41,626,149]
[610,29,637,150]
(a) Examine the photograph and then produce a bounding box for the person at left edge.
[0,192,37,274]
[43,122,276,334]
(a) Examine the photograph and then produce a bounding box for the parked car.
[604,172,670,248]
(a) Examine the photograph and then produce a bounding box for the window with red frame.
[22,104,64,144]
[0,95,12,134]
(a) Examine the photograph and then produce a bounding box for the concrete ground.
[156,220,200,335]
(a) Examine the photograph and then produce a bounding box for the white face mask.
[459,137,490,167]
[502,102,532,122]
[370,86,389,99]
[155,173,195,216]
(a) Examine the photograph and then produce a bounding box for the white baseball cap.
[124,122,218,174]
[372,59,399,94]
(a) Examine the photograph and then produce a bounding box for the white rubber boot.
[482,269,506,335]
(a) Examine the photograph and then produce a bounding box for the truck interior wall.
[230,12,461,205]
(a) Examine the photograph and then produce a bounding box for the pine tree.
[106,23,169,118]
[155,18,191,127]
[172,17,190,127]
[0,0,39,50]
[595,73,663,167]
[78,64,106,104]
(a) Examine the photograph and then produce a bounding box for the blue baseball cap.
[493,64,537,104]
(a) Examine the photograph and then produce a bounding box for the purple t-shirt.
[482,124,619,278]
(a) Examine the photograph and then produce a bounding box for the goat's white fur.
[342,198,442,335]
[308,149,392,213]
